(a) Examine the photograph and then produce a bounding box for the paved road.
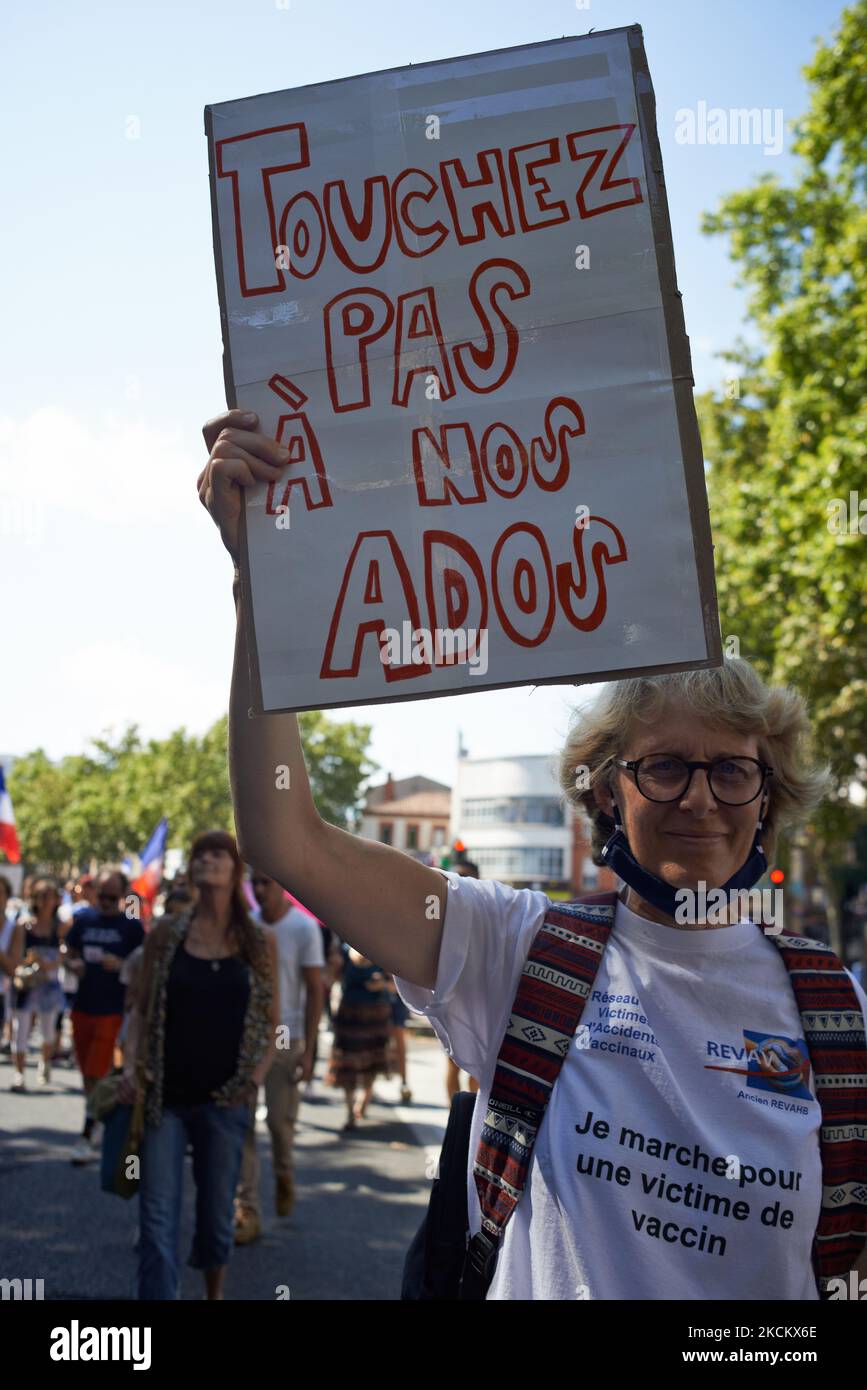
[0,1023,453,1301]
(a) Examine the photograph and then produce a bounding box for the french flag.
[0,766,21,864]
[131,818,168,904]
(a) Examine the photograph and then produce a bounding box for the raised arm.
[201,409,448,989]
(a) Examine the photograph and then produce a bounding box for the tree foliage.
[7,713,378,872]
[696,1,867,868]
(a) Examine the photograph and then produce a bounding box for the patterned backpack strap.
[768,933,867,1292]
[462,893,618,1291]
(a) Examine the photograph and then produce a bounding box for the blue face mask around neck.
[599,798,769,920]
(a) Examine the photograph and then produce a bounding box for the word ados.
[318,512,625,682]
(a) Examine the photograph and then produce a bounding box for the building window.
[467,847,565,878]
[407,824,419,850]
[379,822,393,845]
[460,796,564,826]
[432,826,446,847]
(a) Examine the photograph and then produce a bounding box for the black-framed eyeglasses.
[615,755,773,805]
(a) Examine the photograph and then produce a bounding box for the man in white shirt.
[234,871,325,1243]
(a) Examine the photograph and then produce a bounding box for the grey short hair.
[556,658,833,866]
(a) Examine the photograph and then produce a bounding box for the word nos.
[674,102,783,157]
[216,121,643,295]
[49,1321,151,1370]
[674,882,783,934]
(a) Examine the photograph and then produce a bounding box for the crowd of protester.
[0,834,465,1298]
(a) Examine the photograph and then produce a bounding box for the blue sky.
[0,0,847,789]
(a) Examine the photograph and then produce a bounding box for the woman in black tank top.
[121,831,278,1301]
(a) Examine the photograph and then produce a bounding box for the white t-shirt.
[252,904,325,1041]
[395,872,867,1301]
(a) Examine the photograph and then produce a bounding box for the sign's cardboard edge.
[205,104,266,716]
[626,28,723,667]
[202,26,644,113]
[256,655,723,717]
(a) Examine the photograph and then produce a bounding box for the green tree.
[696,1,867,946]
[7,711,377,871]
[299,710,379,832]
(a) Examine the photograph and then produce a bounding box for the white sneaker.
[70,1137,96,1165]
[11,1071,26,1092]
[37,1062,51,1088]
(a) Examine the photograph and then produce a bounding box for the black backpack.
[401,1090,483,1299]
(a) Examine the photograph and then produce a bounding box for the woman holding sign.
[198,410,867,1301]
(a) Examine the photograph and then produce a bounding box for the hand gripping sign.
[205,27,721,714]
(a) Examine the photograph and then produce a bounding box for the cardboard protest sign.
[205,26,721,714]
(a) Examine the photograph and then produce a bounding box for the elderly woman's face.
[596,705,768,890]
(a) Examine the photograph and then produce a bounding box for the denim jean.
[136,1099,252,1300]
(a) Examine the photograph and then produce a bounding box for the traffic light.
[437,838,467,870]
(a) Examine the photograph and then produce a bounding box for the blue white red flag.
[0,766,21,864]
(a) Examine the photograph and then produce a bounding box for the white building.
[451,753,573,888]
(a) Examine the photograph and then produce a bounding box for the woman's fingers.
[202,408,259,453]
[211,426,289,469]
[198,413,289,563]
[202,417,289,472]
[197,451,279,513]
[211,431,288,472]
